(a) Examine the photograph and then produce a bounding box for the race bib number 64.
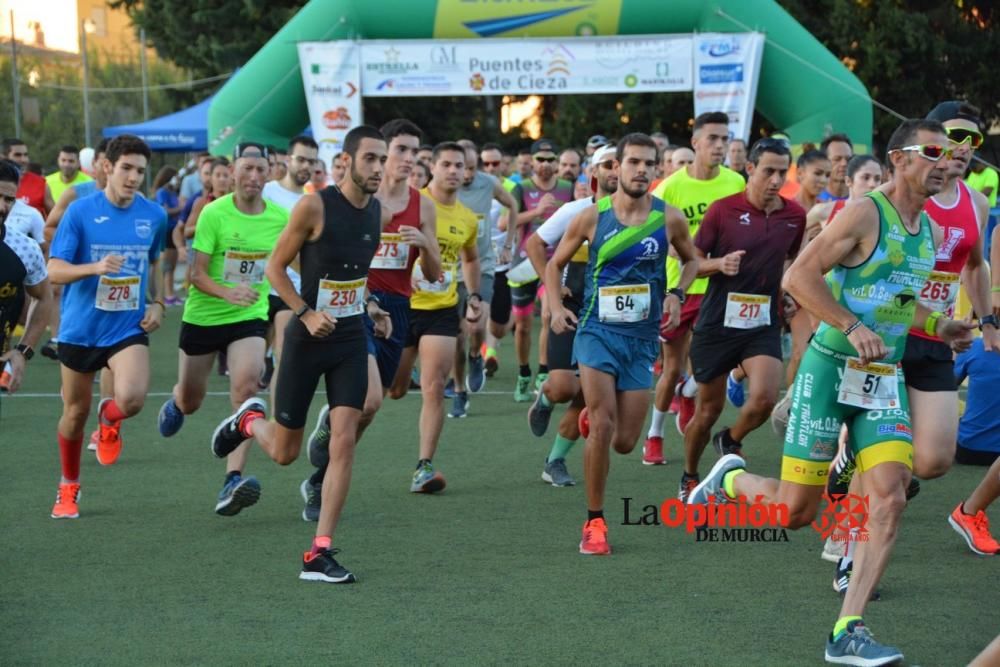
[598,284,650,323]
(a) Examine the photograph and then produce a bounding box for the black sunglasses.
[233,143,270,160]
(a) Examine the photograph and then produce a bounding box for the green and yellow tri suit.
[781,191,936,485]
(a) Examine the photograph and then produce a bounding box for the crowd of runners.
[2,99,1000,665]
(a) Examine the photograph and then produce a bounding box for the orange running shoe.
[577,407,590,439]
[0,370,10,392]
[643,436,666,465]
[579,517,611,555]
[96,398,123,466]
[948,503,1000,555]
[51,482,81,519]
[87,429,99,452]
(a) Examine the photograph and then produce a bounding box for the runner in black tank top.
[210,126,391,584]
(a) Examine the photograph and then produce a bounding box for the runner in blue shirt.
[47,134,166,520]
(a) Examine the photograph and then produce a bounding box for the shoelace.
[973,511,991,533]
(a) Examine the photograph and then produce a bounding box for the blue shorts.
[573,327,657,392]
[364,291,411,388]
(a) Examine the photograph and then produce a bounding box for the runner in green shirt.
[155,143,289,517]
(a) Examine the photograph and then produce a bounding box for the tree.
[778,0,999,147]
[0,51,205,170]
[109,0,305,78]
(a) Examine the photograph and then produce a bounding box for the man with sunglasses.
[647,112,746,475]
[157,142,289,516]
[260,135,320,387]
[689,118,977,666]
[509,139,575,402]
[525,143,618,487]
[824,102,999,558]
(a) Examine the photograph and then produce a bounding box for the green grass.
[1,313,996,666]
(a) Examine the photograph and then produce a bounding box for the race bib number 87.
[223,250,267,285]
[95,276,140,312]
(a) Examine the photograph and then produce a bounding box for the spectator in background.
[510,148,532,185]
[817,133,854,201]
[45,145,92,202]
[154,166,183,306]
[417,145,434,166]
[651,132,670,155]
[408,160,431,190]
[331,152,347,184]
[669,147,695,175]
[966,160,998,209]
[947,337,1000,556]
[558,148,582,182]
[500,150,514,178]
[267,145,286,181]
[726,138,748,180]
[585,134,608,157]
[180,152,211,204]
[651,144,680,188]
[304,160,328,195]
[2,137,53,216]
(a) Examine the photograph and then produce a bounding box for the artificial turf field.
[1,313,997,666]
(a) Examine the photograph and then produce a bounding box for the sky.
[0,0,80,54]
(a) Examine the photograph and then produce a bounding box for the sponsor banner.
[692,33,765,142]
[298,42,362,167]
[432,0,622,39]
[360,35,692,97]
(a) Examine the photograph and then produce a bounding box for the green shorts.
[781,343,914,486]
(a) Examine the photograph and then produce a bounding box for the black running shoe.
[905,477,921,502]
[300,548,357,583]
[300,479,321,522]
[826,445,857,498]
[211,397,265,458]
[40,339,59,360]
[711,428,744,459]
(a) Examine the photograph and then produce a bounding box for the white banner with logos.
[692,33,765,142]
[358,35,693,97]
[297,42,363,168]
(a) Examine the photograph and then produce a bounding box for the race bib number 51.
[317,278,367,318]
[598,284,650,323]
[838,358,899,409]
[95,276,140,312]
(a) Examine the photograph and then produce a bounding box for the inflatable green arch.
[208,0,872,153]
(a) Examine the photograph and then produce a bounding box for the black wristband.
[366,294,381,307]
[980,314,998,330]
[294,304,310,319]
[468,292,482,302]
[668,288,686,304]
[843,320,863,336]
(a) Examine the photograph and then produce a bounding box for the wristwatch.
[980,314,998,330]
[15,343,33,360]
[667,288,686,304]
